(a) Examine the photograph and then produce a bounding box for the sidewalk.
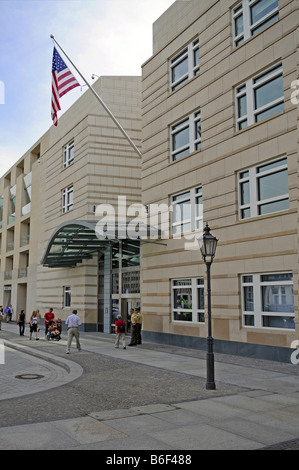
[1,321,299,450]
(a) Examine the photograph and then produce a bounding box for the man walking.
[65,309,82,354]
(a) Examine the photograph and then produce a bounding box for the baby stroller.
[47,321,61,341]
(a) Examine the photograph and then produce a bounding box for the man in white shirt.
[65,309,82,354]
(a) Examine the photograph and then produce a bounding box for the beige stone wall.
[141,0,299,348]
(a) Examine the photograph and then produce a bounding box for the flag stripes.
[51,47,79,126]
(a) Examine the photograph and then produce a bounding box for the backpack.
[118,320,125,332]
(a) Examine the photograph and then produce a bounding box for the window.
[242,273,295,329]
[170,39,199,91]
[236,63,284,130]
[63,140,74,168]
[8,185,16,224]
[62,185,73,213]
[172,278,204,323]
[233,0,279,47]
[64,286,71,307]
[171,111,201,161]
[238,157,289,219]
[171,186,203,235]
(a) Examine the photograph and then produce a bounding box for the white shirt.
[66,313,82,328]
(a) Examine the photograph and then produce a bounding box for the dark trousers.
[19,322,25,336]
[136,323,142,344]
[129,325,138,345]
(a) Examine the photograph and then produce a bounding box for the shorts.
[30,323,37,333]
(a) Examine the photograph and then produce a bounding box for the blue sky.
[0,0,174,177]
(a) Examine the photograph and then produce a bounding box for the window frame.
[63,140,75,169]
[235,63,284,130]
[62,185,73,214]
[238,157,289,220]
[170,39,199,92]
[233,0,279,47]
[241,273,295,329]
[172,278,205,323]
[170,110,201,161]
[171,186,203,236]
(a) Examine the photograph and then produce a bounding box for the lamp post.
[198,223,218,390]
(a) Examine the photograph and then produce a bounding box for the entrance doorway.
[121,298,140,333]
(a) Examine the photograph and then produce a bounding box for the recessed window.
[238,157,289,219]
[233,0,279,47]
[242,273,295,329]
[170,39,199,91]
[236,63,284,130]
[172,278,204,323]
[63,140,74,168]
[171,111,201,161]
[64,286,71,307]
[171,187,203,235]
[62,185,73,213]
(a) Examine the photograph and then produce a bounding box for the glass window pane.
[258,169,288,201]
[194,47,199,67]
[252,13,278,34]
[172,57,188,84]
[173,289,192,309]
[235,37,244,47]
[195,120,201,140]
[172,148,190,161]
[262,284,294,312]
[251,0,278,25]
[196,195,203,218]
[172,126,189,151]
[262,315,295,329]
[255,75,283,109]
[173,201,191,223]
[240,181,250,205]
[238,95,247,117]
[255,102,284,122]
[261,273,292,282]
[244,315,254,326]
[239,170,249,179]
[259,198,289,215]
[238,120,248,130]
[241,207,251,219]
[235,14,244,36]
[173,191,190,202]
[244,286,254,311]
[257,158,287,173]
[197,288,204,310]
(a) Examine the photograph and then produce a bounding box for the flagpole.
[50,34,142,158]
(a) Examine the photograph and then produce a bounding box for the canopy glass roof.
[41,220,159,268]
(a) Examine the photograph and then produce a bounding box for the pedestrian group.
[1,304,143,353]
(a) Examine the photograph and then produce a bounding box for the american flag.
[51,47,80,126]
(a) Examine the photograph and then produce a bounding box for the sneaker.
[123,347,126,349]
[66,351,70,354]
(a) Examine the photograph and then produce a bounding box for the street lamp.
[198,223,218,390]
